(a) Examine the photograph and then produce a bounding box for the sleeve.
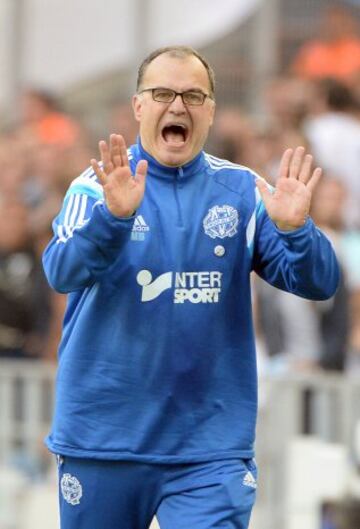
[42,169,135,294]
[251,198,340,301]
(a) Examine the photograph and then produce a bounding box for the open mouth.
[161,124,189,145]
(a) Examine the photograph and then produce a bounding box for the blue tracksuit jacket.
[43,138,339,463]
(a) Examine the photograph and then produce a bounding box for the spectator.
[0,87,91,362]
[19,89,81,147]
[0,134,29,201]
[264,75,314,130]
[290,4,360,82]
[0,200,37,359]
[255,277,322,373]
[336,497,360,529]
[256,177,352,373]
[349,291,360,372]
[312,177,360,374]
[310,176,360,371]
[304,78,360,228]
[109,102,139,147]
[257,75,314,182]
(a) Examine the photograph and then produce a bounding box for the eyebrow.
[149,86,208,93]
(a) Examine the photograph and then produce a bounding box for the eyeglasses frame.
[138,87,213,106]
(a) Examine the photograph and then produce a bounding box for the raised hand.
[90,134,147,218]
[256,146,322,231]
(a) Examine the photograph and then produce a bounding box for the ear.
[209,100,216,127]
[132,94,142,123]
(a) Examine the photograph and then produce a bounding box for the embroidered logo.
[61,473,83,505]
[243,471,257,489]
[203,205,239,239]
[136,270,222,304]
[131,215,149,241]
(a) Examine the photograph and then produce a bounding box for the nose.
[168,93,186,114]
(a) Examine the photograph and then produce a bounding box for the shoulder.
[64,145,135,201]
[203,152,262,195]
[65,167,104,202]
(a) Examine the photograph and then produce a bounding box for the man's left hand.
[256,146,322,231]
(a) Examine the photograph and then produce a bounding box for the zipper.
[174,167,184,227]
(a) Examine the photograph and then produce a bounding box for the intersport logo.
[136,270,222,303]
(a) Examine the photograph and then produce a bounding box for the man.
[43,46,339,529]
[290,4,360,82]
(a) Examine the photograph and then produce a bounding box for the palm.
[256,147,322,231]
[90,134,147,218]
[263,177,311,228]
[103,165,145,218]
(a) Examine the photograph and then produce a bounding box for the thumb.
[256,178,272,203]
[135,159,148,187]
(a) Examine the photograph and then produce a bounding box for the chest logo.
[136,270,222,304]
[131,215,150,241]
[203,205,239,239]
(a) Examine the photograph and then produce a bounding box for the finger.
[278,148,293,179]
[134,160,148,188]
[256,178,272,203]
[289,146,305,179]
[99,140,114,174]
[109,134,123,168]
[306,167,322,194]
[298,153,313,184]
[117,134,130,167]
[90,159,106,186]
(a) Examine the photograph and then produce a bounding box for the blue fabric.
[43,138,339,463]
[58,456,257,529]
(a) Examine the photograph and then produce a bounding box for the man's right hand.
[91,134,147,218]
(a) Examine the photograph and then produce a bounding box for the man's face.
[132,54,215,167]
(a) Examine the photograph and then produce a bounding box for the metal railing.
[0,360,55,464]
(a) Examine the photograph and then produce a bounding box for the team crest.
[61,473,83,505]
[203,205,239,239]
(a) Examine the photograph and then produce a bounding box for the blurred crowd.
[0,3,359,382]
[210,3,360,378]
[0,88,94,362]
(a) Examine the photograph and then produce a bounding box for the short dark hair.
[136,45,215,98]
[318,77,357,112]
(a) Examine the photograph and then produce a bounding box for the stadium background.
[0,0,360,528]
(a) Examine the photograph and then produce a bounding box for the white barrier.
[254,373,360,529]
[1,361,360,529]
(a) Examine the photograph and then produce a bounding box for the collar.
[130,137,205,180]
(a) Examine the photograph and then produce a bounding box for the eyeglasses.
[138,87,212,106]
